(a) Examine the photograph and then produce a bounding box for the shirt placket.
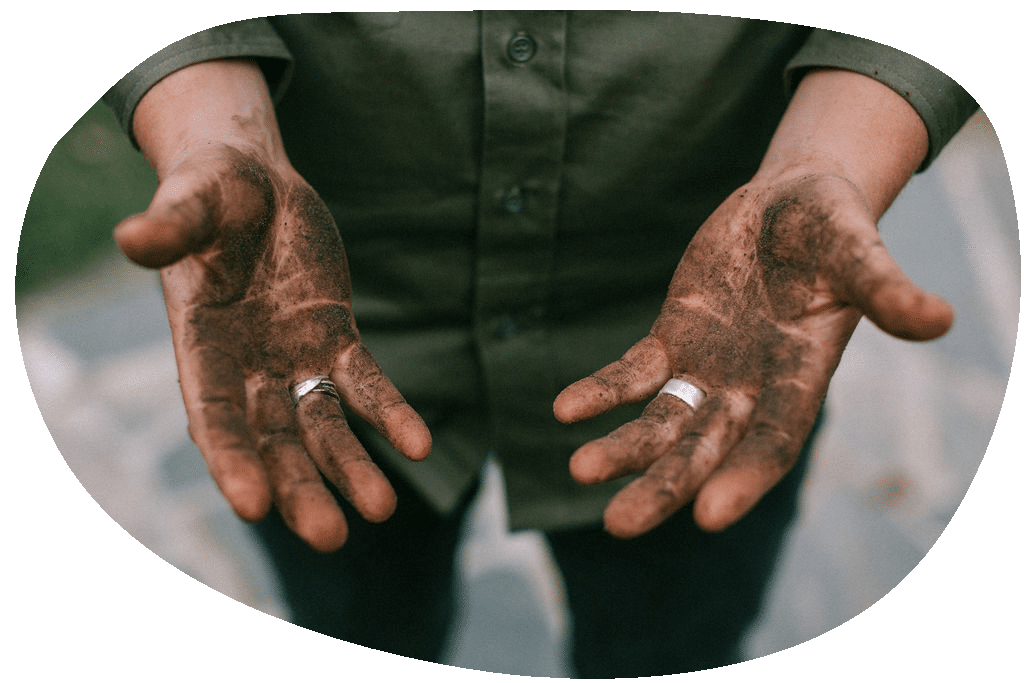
[475,10,569,447]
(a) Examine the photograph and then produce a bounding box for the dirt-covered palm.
[554,173,953,538]
[115,144,431,552]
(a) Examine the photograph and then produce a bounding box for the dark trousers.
[252,425,813,678]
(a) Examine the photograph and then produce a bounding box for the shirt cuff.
[102,17,294,148]
[785,28,978,170]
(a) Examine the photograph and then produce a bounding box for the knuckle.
[255,426,301,454]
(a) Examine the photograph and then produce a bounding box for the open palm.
[554,174,954,538]
[116,144,431,552]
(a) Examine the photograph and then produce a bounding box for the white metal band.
[657,378,706,411]
[291,375,341,406]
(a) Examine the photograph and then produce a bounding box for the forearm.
[755,68,929,219]
[132,58,288,177]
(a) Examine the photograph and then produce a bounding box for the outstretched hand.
[554,173,953,538]
[115,144,431,552]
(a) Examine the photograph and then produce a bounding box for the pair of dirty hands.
[115,137,952,555]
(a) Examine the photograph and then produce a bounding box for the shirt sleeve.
[785,28,979,170]
[102,17,294,147]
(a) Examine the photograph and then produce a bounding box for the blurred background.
[15,100,1019,677]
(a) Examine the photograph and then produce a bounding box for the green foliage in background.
[17,101,158,298]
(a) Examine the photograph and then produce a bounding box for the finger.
[553,335,672,424]
[250,380,349,553]
[836,233,954,341]
[569,391,701,486]
[333,343,432,462]
[691,432,797,534]
[176,343,271,523]
[692,382,819,533]
[264,437,351,554]
[295,391,398,524]
[600,396,749,539]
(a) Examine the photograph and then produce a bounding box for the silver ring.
[291,375,341,406]
[658,378,706,411]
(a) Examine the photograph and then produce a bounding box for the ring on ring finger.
[658,378,706,411]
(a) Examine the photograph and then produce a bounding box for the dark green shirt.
[105,12,977,530]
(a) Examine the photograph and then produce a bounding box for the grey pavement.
[16,111,1019,677]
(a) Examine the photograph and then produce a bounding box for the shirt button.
[507,33,537,63]
[502,186,524,214]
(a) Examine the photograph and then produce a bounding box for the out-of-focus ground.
[16,110,1019,677]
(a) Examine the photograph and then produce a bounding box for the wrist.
[754,68,927,219]
[133,59,289,177]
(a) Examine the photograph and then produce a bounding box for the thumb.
[840,235,954,341]
[113,175,219,269]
